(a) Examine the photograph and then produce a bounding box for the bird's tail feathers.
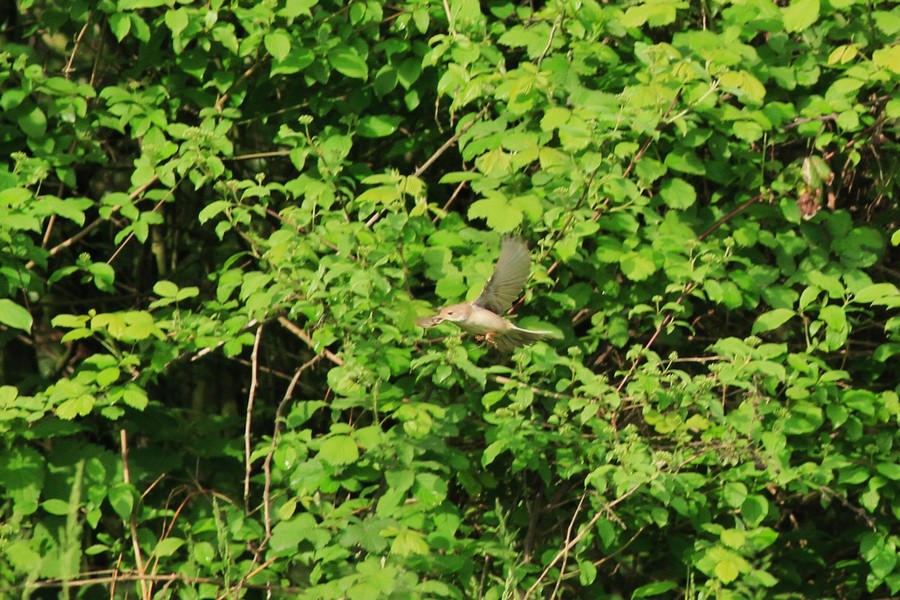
[494,325,557,352]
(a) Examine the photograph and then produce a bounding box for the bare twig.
[523,484,642,599]
[277,316,343,365]
[26,175,160,270]
[549,491,587,599]
[120,429,151,600]
[262,354,323,540]
[366,103,492,228]
[107,189,174,266]
[537,16,562,67]
[243,323,265,512]
[415,103,491,179]
[63,14,93,77]
[433,179,469,224]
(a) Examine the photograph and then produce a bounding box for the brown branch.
[536,16,562,67]
[277,316,343,365]
[366,103,492,228]
[523,484,642,599]
[243,323,265,512]
[63,14,93,77]
[107,187,175,266]
[233,354,324,595]
[433,179,469,224]
[26,175,160,270]
[120,429,151,600]
[549,491,587,599]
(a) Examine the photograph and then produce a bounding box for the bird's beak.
[416,315,443,328]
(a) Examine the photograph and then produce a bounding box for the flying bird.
[417,237,555,352]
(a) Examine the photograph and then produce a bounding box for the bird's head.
[436,303,472,323]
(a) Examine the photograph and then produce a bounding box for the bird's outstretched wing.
[474,237,531,314]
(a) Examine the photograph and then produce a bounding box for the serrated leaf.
[319,434,359,465]
[659,178,696,209]
[122,386,148,410]
[620,249,656,281]
[468,195,522,232]
[390,529,428,556]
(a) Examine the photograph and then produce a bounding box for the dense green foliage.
[0,0,898,597]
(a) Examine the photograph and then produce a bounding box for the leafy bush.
[0,0,897,597]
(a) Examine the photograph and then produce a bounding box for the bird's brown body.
[417,237,554,352]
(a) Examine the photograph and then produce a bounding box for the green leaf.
[620,249,656,281]
[658,178,696,209]
[96,367,120,386]
[0,187,32,204]
[269,513,318,553]
[42,499,71,515]
[89,262,116,292]
[122,385,149,410]
[0,299,33,333]
[873,45,900,74]
[818,304,847,332]
[109,13,131,41]
[752,308,795,334]
[718,71,766,105]
[153,537,185,558]
[721,529,747,549]
[56,394,95,419]
[853,283,900,306]
[265,30,291,62]
[783,0,819,32]
[327,46,368,80]
[119,0,168,7]
[153,280,180,298]
[785,401,823,434]
[108,483,135,520]
[632,581,679,598]
[875,463,900,481]
[164,8,189,37]
[468,194,522,232]
[389,529,428,556]
[319,434,359,465]
[714,552,746,583]
[17,106,47,138]
[357,115,402,138]
[741,495,768,527]
[664,149,705,175]
[722,482,748,508]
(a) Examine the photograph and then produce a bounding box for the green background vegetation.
[0,0,897,597]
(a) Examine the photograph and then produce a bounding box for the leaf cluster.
[0,0,897,597]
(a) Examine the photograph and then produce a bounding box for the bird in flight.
[417,237,555,352]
